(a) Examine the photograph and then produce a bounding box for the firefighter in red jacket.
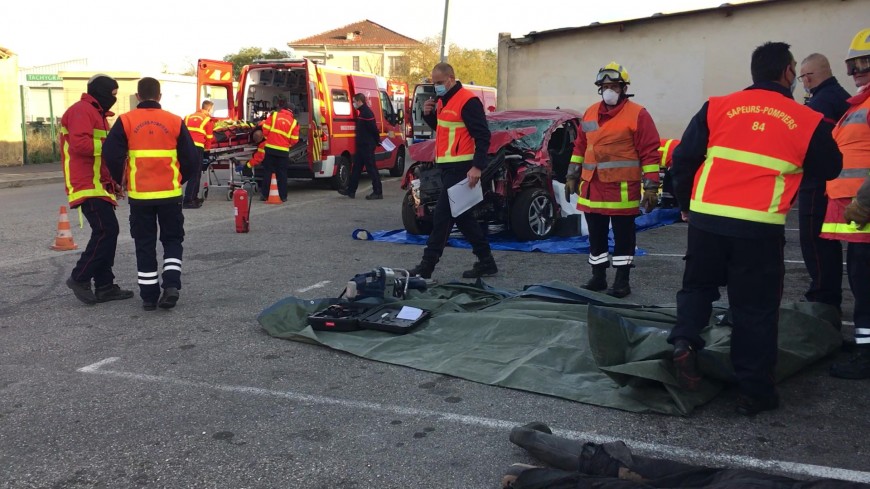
[258,100,299,202]
[565,62,661,298]
[823,28,870,379]
[182,100,214,209]
[669,42,842,414]
[104,77,200,311]
[62,74,134,305]
[658,138,680,209]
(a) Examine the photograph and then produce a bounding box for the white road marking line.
[77,357,870,483]
[76,357,120,372]
[296,280,331,293]
[644,253,830,266]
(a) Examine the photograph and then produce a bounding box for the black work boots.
[95,284,134,303]
[830,348,870,379]
[462,256,498,279]
[582,265,607,291]
[582,265,631,298]
[607,266,632,298]
[409,261,435,279]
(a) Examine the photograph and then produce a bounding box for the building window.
[389,56,410,77]
[353,56,360,71]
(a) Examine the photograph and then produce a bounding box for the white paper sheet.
[447,178,484,218]
[380,138,396,152]
[396,306,423,321]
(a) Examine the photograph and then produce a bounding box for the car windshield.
[487,119,552,151]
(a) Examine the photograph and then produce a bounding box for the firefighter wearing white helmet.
[823,28,870,379]
[564,61,662,298]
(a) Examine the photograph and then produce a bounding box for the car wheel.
[402,190,433,235]
[330,156,351,190]
[510,188,556,241]
[389,147,405,177]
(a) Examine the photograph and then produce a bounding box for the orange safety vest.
[827,95,870,199]
[658,138,680,169]
[580,101,652,182]
[60,96,115,207]
[263,109,299,153]
[691,89,821,225]
[184,110,213,150]
[121,109,183,200]
[435,87,476,163]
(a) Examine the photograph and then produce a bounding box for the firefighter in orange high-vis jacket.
[62,74,134,306]
[658,138,680,208]
[258,100,299,202]
[669,42,841,415]
[564,62,661,298]
[104,77,200,312]
[182,100,214,209]
[823,28,870,380]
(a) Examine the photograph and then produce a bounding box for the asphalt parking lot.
[0,173,868,488]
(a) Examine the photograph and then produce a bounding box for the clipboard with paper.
[447,178,484,217]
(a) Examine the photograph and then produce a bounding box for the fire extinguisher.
[233,189,250,233]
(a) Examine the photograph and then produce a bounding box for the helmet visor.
[596,69,623,85]
[846,57,870,76]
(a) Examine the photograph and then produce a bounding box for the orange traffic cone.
[50,206,78,251]
[265,175,282,205]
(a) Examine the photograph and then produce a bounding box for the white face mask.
[353,102,362,109]
[602,88,620,105]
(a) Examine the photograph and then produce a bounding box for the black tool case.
[358,304,431,334]
[307,302,376,332]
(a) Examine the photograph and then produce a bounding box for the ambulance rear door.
[411,83,436,140]
[196,59,235,120]
[305,59,324,165]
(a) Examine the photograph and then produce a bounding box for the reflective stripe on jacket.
[121,109,183,200]
[60,94,116,207]
[435,87,476,163]
[580,101,651,182]
[659,138,679,169]
[263,109,299,153]
[184,111,214,150]
[691,89,821,225]
[827,94,870,199]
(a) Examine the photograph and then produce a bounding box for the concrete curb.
[0,176,65,190]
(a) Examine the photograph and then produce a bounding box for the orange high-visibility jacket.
[659,138,680,169]
[827,93,870,199]
[60,94,116,208]
[579,101,658,182]
[691,89,821,225]
[121,108,184,200]
[183,110,214,150]
[262,109,299,153]
[435,87,476,164]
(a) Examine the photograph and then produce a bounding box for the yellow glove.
[640,189,658,213]
[844,199,870,230]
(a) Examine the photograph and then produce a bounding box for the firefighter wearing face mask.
[565,62,662,298]
[823,28,870,379]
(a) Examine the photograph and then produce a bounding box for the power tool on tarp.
[341,267,430,300]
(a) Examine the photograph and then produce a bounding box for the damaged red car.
[401,109,581,241]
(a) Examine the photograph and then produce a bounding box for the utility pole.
[439,0,450,63]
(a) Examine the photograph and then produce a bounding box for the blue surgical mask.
[434,84,447,96]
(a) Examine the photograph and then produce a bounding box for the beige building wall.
[497,0,867,139]
[0,52,23,166]
[292,47,412,78]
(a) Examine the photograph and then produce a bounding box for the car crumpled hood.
[408,109,582,164]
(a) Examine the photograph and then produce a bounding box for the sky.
[4,0,756,73]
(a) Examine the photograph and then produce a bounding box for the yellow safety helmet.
[846,28,870,76]
[595,62,630,86]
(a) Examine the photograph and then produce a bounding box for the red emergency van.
[196,58,408,190]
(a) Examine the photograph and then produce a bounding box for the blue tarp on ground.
[354,207,681,255]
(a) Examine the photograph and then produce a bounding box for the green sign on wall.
[26,74,61,82]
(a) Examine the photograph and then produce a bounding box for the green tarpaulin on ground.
[258,281,841,415]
